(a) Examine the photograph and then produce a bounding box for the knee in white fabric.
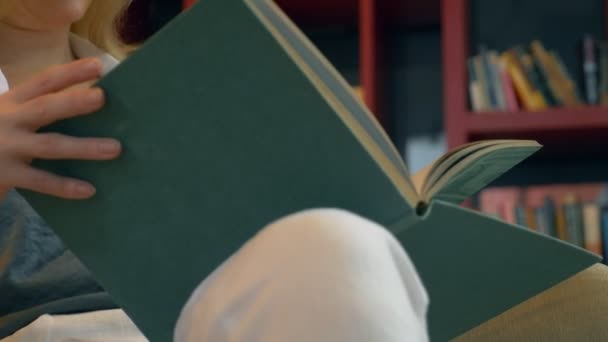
[174,208,429,342]
[251,208,394,257]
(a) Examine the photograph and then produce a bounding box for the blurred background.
[123,0,608,261]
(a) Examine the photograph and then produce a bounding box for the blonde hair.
[0,0,132,59]
[72,1,133,59]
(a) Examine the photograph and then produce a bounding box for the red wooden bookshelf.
[442,0,608,150]
[183,0,440,129]
[467,107,608,135]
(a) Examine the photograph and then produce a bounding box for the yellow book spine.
[555,204,569,242]
[352,85,364,102]
[501,52,547,111]
[547,53,581,105]
[530,41,580,106]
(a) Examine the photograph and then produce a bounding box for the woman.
[0,1,429,341]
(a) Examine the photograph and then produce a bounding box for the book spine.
[478,187,521,224]
[530,41,564,106]
[555,203,569,242]
[601,207,608,263]
[501,51,546,111]
[502,194,518,225]
[469,83,484,112]
[583,203,603,256]
[525,206,537,231]
[515,204,527,227]
[473,55,491,111]
[535,207,549,235]
[543,196,558,238]
[513,45,557,106]
[479,47,499,109]
[563,194,585,247]
[582,35,599,104]
[488,51,507,110]
[599,41,608,105]
[498,59,520,112]
[352,85,364,102]
[468,57,484,111]
[551,51,583,104]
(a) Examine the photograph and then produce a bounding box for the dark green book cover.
[19,0,599,341]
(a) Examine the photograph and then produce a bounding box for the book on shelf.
[501,50,546,111]
[479,183,607,260]
[14,0,599,340]
[581,35,599,105]
[600,41,608,105]
[498,57,519,112]
[352,84,364,102]
[531,41,580,106]
[468,57,486,111]
[601,209,608,264]
[583,203,602,256]
[513,45,558,107]
[467,38,606,113]
[481,46,504,110]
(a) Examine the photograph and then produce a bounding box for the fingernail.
[75,183,96,197]
[87,88,103,104]
[99,140,121,154]
[85,59,102,73]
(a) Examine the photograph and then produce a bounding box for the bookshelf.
[182,0,439,131]
[445,0,608,259]
[467,107,608,138]
[442,0,608,150]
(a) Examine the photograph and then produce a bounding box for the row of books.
[478,183,607,261]
[468,38,608,112]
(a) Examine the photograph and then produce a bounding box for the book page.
[425,141,541,204]
[421,140,506,195]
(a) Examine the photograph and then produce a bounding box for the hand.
[0,58,121,200]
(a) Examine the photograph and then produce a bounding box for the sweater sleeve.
[0,190,117,338]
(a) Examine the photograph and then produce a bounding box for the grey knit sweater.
[0,191,116,338]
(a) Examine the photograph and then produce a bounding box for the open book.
[411,140,541,211]
[22,0,598,341]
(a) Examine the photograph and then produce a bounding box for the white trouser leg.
[2,309,145,342]
[2,209,429,342]
[175,208,429,342]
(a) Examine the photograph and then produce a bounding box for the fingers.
[18,87,104,129]
[23,133,122,160]
[10,58,103,103]
[0,58,115,200]
[14,167,96,199]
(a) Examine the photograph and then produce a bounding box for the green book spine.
[515,204,527,227]
[543,196,558,238]
[535,207,549,236]
[564,197,585,247]
[479,46,499,109]
[530,47,563,106]
[600,207,608,264]
[513,46,557,106]
[468,56,478,84]
[599,42,608,105]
